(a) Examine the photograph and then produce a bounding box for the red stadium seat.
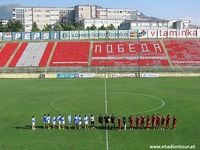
[164,39,200,66]
[39,42,54,67]
[2,39,200,68]
[91,41,169,66]
[0,43,19,67]
[8,43,28,67]
[49,42,90,66]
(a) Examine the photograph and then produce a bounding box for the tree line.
[0,20,116,32]
[0,20,24,32]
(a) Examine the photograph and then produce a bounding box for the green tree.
[0,22,5,32]
[106,24,115,30]
[53,23,63,31]
[90,24,97,30]
[31,22,40,32]
[60,22,84,31]
[4,20,24,32]
[70,25,76,31]
[86,26,91,30]
[98,25,106,30]
[74,23,84,30]
[14,20,24,31]
[43,24,52,31]
[60,23,75,31]
[60,23,67,30]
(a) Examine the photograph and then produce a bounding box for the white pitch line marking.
[50,92,165,116]
[108,92,165,114]
[50,97,68,113]
[104,76,108,114]
[104,76,109,150]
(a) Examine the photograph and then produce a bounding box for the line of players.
[31,114,177,131]
[31,114,94,131]
[99,114,177,131]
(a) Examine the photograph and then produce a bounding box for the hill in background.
[0,4,23,19]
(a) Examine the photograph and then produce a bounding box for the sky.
[1,0,200,25]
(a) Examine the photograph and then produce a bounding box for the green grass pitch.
[0,77,200,150]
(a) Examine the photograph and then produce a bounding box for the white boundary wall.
[1,73,200,79]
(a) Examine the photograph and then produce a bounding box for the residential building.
[81,19,125,29]
[119,19,190,30]
[0,19,9,26]
[13,7,74,31]
[12,5,189,31]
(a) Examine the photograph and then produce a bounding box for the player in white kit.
[84,115,89,130]
[42,114,47,128]
[68,114,71,129]
[57,114,62,130]
[47,114,51,129]
[78,115,82,129]
[61,116,65,129]
[32,116,36,131]
[52,116,56,129]
[74,115,79,129]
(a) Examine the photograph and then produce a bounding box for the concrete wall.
[0,73,200,79]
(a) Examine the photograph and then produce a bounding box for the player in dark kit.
[98,114,104,128]
[172,115,177,129]
[111,114,116,129]
[166,114,170,129]
[118,117,122,131]
[152,114,156,129]
[146,115,151,130]
[136,115,140,129]
[123,115,127,130]
[156,114,161,129]
[141,115,145,129]
[104,115,107,128]
[104,114,110,129]
[129,115,134,130]
[161,115,165,130]
[90,115,95,129]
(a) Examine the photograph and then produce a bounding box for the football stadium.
[0,2,200,150]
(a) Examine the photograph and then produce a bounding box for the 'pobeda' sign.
[0,29,200,41]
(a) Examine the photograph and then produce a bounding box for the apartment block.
[13,5,188,31]
[13,7,74,31]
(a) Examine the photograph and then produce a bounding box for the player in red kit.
[118,117,122,131]
[141,115,145,129]
[172,115,177,129]
[166,114,170,129]
[161,115,165,130]
[156,114,161,129]
[146,115,150,130]
[129,115,134,130]
[152,114,156,129]
[136,115,140,129]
